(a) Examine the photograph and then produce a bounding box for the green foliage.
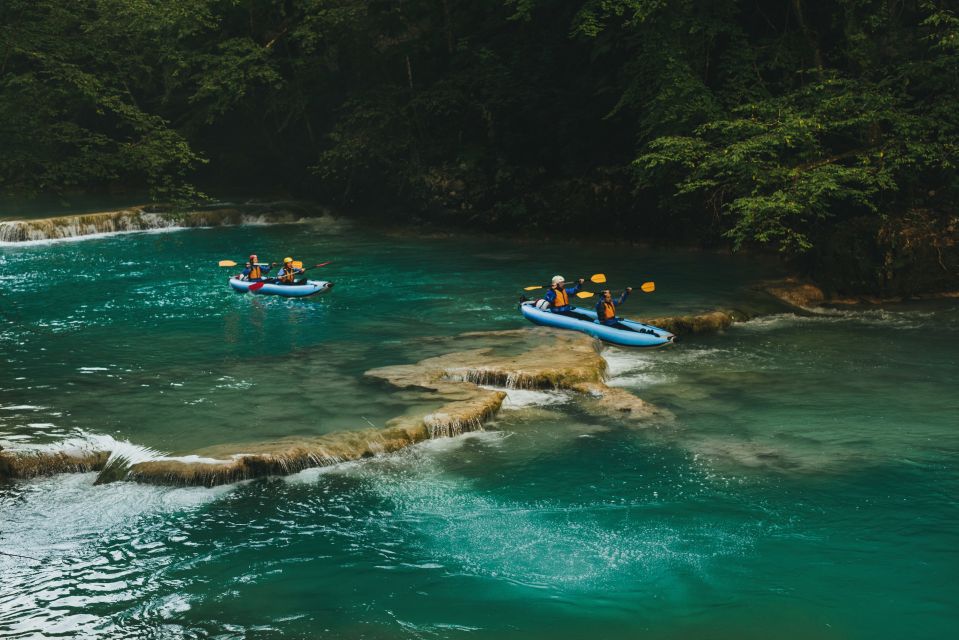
[0,0,210,200]
[0,0,956,293]
[631,1,959,263]
[637,78,915,253]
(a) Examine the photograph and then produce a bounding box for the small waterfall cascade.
[0,204,320,243]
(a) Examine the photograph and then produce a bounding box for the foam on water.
[602,346,722,390]
[0,473,231,637]
[480,385,570,410]
[0,430,158,459]
[354,450,757,592]
[737,308,941,332]
[604,345,723,375]
[414,429,512,452]
[607,371,677,389]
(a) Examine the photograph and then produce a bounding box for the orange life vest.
[553,287,569,307]
[599,300,616,321]
[249,264,262,279]
[279,267,296,283]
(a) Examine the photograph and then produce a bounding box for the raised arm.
[567,278,586,294]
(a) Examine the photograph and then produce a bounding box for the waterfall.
[0,205,323,244]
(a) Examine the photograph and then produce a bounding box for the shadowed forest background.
[1,0,957,295]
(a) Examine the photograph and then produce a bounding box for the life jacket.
[552,287,570,308]
[248,264,262,280]
[279,267,296,283]
[598,300,616,321]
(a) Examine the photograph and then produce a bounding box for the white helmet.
[551,275,564,285]
[535,299,550,310]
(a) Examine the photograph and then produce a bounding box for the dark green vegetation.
[1,1,957,295]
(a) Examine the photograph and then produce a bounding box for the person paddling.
[544,275,585,315]
[595,287,632,326]
[241,254,273,281]
[276,257,305,284]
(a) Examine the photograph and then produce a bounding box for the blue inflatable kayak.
[520,301,674,348]
[229,277,333,297]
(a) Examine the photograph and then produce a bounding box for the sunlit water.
[1,216,957,638]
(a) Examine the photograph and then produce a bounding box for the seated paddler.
[276,257,305,284]
[544,275,585,314]
[595,287,632,326]
[241,254,272,281]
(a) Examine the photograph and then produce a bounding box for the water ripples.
[2,225,958,637]
[0,474,230,638]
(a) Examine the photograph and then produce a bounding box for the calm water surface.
[1,217,957,638]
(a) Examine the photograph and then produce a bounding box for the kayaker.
[544,275,585,315]
[595,288,632,326]
[276,257,305,284]
[241,254,273,281]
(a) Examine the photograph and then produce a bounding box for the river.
[1,209,957,638]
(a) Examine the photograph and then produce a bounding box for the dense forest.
[1,0,957,295]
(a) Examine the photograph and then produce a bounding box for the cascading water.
[0,204,334,243]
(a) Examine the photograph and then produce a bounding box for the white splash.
[479,385,570,410]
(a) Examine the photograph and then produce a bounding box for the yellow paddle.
[524,274,606,291]
[576,282,655,298]
[221,259,312,268]
[218,259,276,267]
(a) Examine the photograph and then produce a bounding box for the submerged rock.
[7,314,867,485]
[1,329,668,487]
[126,422,431,487]
[639,310,750,336]
[763,278,827,309]
[0,448,109,479]
[569,382,671,423]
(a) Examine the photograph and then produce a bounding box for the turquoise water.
[1,218,958,638]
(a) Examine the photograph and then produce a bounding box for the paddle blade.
[524,285,544,291]
[576,291,595,299]
[314,261,331,268]
[641,281,655,293]
[219,260,237,267]
[292,260,303,269]
[590,273,606,284]
[248,280,267,292]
